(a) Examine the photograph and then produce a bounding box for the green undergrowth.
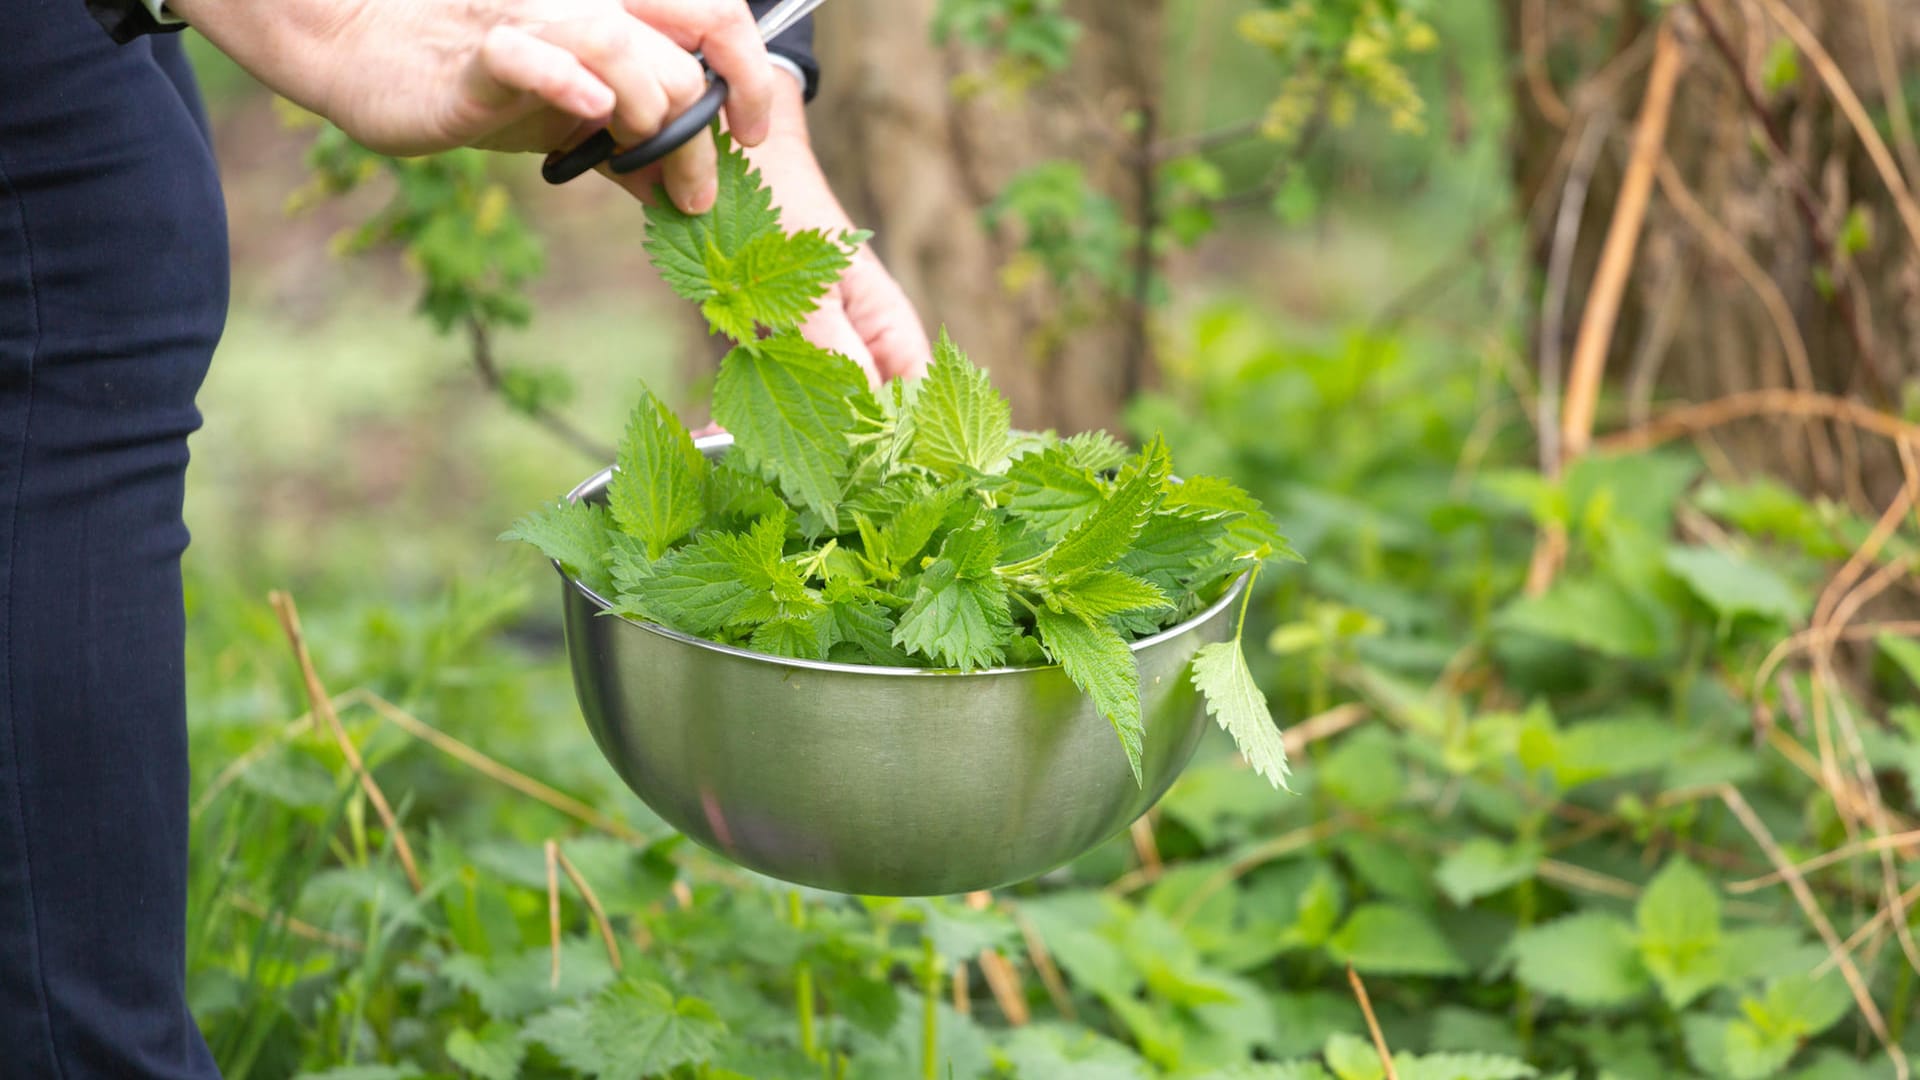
[184,291,1920,1080]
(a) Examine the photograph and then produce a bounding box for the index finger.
[623,0,775,146]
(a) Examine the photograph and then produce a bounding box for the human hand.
[611,76,934,385]
[171,0,777,213]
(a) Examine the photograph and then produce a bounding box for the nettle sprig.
[505,134,1300,788]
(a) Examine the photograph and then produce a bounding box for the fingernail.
[682,180,717,214]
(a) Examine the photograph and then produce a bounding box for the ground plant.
[176,3,1920,1079]
[503,137,1297,786]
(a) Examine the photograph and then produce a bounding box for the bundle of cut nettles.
[505,135,1297,788]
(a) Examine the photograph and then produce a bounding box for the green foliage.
[933,0,1082,74]
[504,139,1297,784]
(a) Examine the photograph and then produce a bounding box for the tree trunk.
[803,0,1163,434]
[1504,0,1920,503]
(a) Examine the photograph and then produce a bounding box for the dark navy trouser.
[1,1,229,1076]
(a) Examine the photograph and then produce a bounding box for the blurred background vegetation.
[178,2,1920,1077]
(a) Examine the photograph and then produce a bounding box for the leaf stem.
[921,936,940,1080]
[790,891,818,1061]
[1232,562,1262,642]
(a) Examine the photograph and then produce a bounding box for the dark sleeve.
[746,0,820,101]
[85,0,185,43]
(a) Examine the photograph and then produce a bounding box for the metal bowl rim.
[554,433,1250,679]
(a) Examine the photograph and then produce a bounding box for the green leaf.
[1049,569,1169,622]
[1004,445,1107,539]
[1434,838,1540,905]
[1507,912,1647,1007]
[641,132,778,304]
[1664,545,1807,625]
[1048,436,1172,575]
[445,1023,524,1080]
[608,388,707,558]
[1326,904,1466,976]
[893,520,1013,670]
[1396,1054,1538,1080]
[1325,1033,1385,1080]
[1190,641,1290,789]
[1120,508,1233,592]
[700,228,857,339]
[1035,606,1144,783]
[1061,430,1133,472]
[500,500,614,595]
[620,511,802,635]
[525,978,726,1079]
[1744,971,1852,1042]
[906,329,1013,478]
[712,332,867,521]
[1162,474,1290,558]
[1877,633,1920,690]
[1636,858,1726,1009]
[441,941,616,1020]
[1498,576,1668,659]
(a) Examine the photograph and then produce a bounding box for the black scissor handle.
[541,74,729,185]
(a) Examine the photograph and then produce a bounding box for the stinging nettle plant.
[505,134,1299,788]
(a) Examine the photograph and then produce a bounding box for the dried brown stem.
[345,689,645,844]
[1011,907,1077,1022]
[1347,966,1400,1080]
[270,592,423,894]
[554,844,626,975]
[1597,389,1920,455]
[1560,22,1687,461]
[977,950,1030,1026]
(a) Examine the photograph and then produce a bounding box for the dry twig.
[1347,966,1400,1080]
[271,592,423,894]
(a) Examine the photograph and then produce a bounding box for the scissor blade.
[756,0,831,45]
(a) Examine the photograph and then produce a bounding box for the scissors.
[541,0,829,185]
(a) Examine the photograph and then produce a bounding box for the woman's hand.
[170,0,775,213]
[609,75,933,384]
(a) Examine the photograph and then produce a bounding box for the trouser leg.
[0,8,230,1077]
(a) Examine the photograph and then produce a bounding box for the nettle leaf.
[445,1023,524,1080]
[1326,904,1466,976]
[1004,445,1108,539]
[1048,569,1169,622]
[1162,474,1293,560]
[525,977,725,1079]
[1190,640,1290,789]
[1497,576,1669,659]
[1636,858,1726,1009]
[907,329,1013,478]
[1035,606,1144,783]
[620,511,796,635]
[699,228,859,339]
[713,332,868,521]
[1395,1054,1538,1080]
[1060,430,1133,473]
[500,500,615,595]
[1048,436,1172,576]
[1435,837,1541,905]
[608,388,707,558]
[894,519,1013,670]
[640,132,778,304]
[1119,508,1233,593]
[1664,545,1807,626]
[1507,912,1647,1007]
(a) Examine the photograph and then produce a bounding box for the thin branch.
[1690,0,1894,402]
[1148,119,1262,162]
[555,843,626,974]
[1347,966,1400,1080]
[345,689,645,844]
[465,318,616,463]
[1540,117,1612,476]
[1751,0,1920,254]
[270,591,423,894]
[1560,21,1687,461]
[1597,389,1920,455]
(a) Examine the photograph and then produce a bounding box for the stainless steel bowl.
[555,434,1240,896]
